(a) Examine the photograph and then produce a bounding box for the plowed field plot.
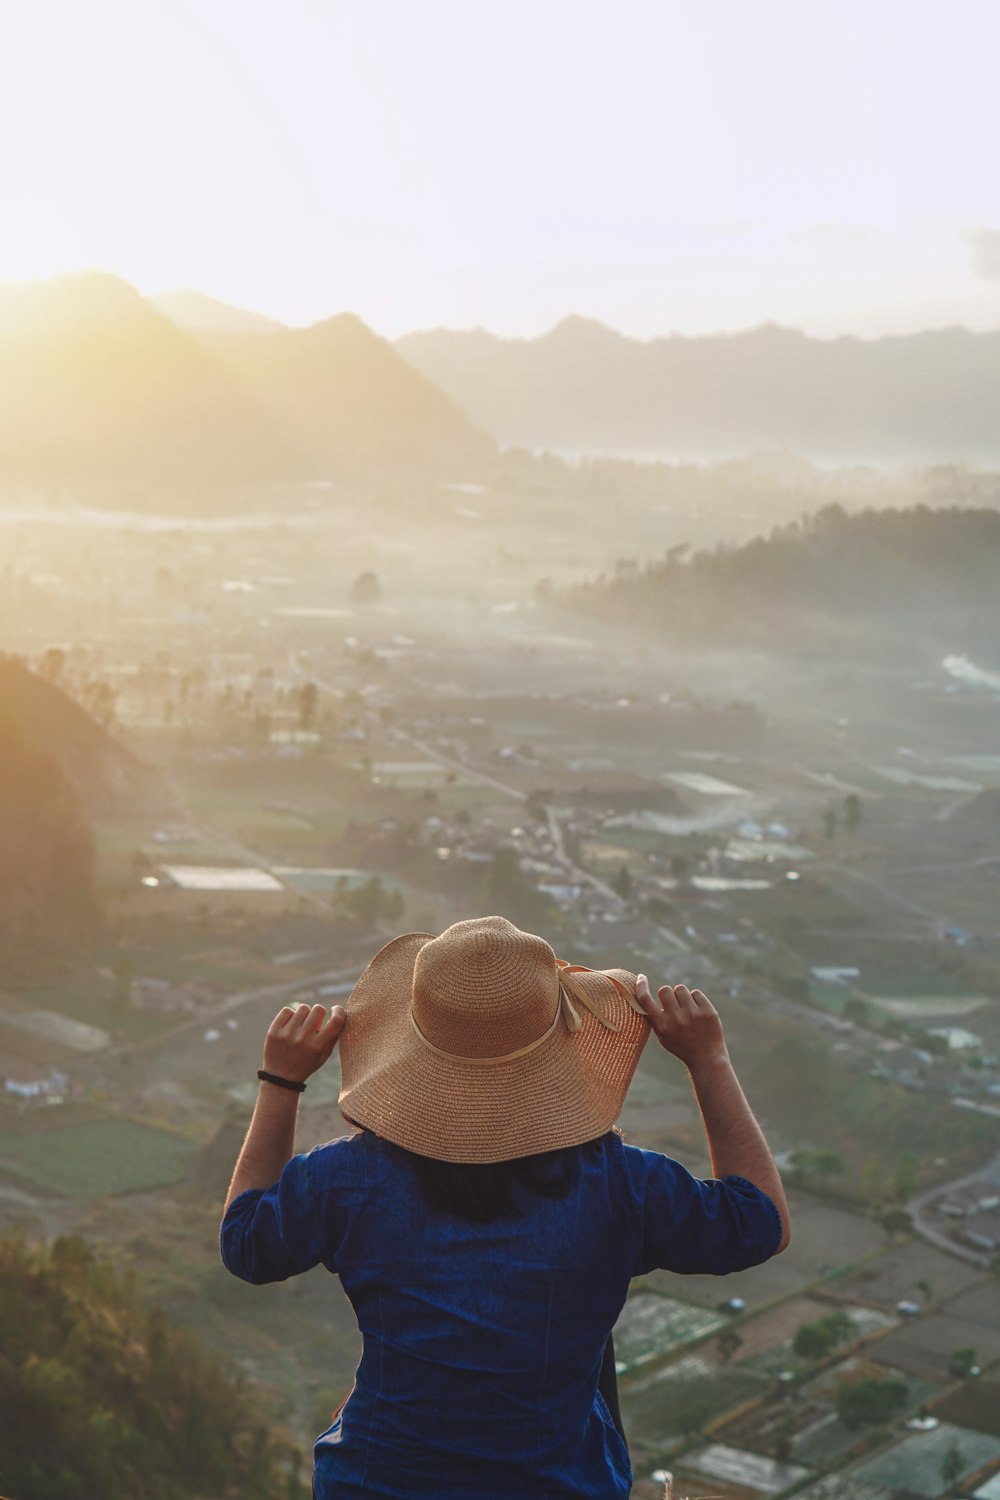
[622,1353,767,1443]
[825,1239,984,1310]
[737,1298,896,1377]
[647,1196,882,1311]
[801,1353,939,1409]
[796,1479,892,1500]
[717,1392,859,1469]
[730,1295,830,1368]
[940,1279,1000,1327]
[876,1311,1000,1382]
[792,1357,941,1466]
[934,1378,1000,1437]
[614,1292,725,1371]
[848,1422,1000,1496]
[684,1442,811,1494]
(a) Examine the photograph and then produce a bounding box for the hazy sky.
[2,0,999,338]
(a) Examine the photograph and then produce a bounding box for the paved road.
[99,962,362,1063]
[907,1149,1000,1269]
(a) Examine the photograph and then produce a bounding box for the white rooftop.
[161,865,284,892]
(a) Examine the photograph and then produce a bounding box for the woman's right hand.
[635,975,730,1073]
[262,1002,346,1083]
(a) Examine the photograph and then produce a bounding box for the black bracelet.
[257,1069,306,1093]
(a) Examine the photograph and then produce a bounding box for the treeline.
[568,505,1000,649]
[0,1233,306,1500]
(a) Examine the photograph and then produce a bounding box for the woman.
[221,915,789,1498]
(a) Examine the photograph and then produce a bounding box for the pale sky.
[1,0,999,339]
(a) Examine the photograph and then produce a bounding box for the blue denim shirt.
[221,1129,781,1499]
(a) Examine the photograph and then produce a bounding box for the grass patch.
[0,1114,195,1198]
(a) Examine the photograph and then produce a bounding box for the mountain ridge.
[396,319,1000,463]
[0,274,493,492]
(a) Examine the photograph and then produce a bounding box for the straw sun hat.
[338,914,651,1163]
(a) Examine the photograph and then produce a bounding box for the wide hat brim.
[338,930,651,1163]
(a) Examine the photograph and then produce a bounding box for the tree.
[890,1151,919,1202]
[835,1376,907,1429]
[297,681,319,732]
[348,875,385,929]
[716,1328,743,1364]
[916,1278,933,1304]
[949,1346,978,1378]
[526,790,551,822]
[0,1233,304,1500]
[844,793,862,831]
[822,807,837,840]
[843,994,870,1025]
[80,677,117,728]
[879,1207,913,1243]
[861,1156,889,1205]
[791,1149,845,1184]
[483,847,553,930]
[38,647,67,684]
[350,570,381,606]
[792,1310,853,1361]
[611,865,633,901]
[940,1437,964,1489]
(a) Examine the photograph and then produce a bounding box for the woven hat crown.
[411,915,559,1060]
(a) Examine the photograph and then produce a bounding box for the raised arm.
[635,976,790,1252]
[223,1001,346,1214]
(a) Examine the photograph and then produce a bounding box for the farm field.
[800,1352,939,1408]
[622,1351,766,1447]
[825,1239,985,1311]
[847,1421,1000,1496]
[795,1478,892,1500]
[614,1291,726,1371]
[646,1192,885,1311]
[0,1112,195,1198]
[683,1442,811,1494]
[875,1305,1000,1382]
[934,1377,1000,1437]
[738,1301,899,1379]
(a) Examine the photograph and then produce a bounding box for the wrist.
[260,1059,310,1085]
[686,1050,733,1084]
[257,1072,306,1099]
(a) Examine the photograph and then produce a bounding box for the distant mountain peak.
[151,289,284,335]
[542,313,624,343]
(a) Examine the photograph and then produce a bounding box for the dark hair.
[346,1120,613,1224]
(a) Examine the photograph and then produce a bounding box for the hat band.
[408,967,637,1066]
[409,995,563,1066]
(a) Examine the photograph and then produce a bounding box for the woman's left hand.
[262,1003,347,1083]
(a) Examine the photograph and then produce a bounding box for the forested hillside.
[0,714,97,957]
[0,1234,305,1500]
[567,505,1000,654]
[0,656,157,819]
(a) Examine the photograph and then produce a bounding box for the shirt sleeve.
[220,1149,326,1285]
[620,1144,783,1277]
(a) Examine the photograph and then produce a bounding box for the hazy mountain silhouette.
[0,274,297,488]
[396,317,1000,463]
[0,274,492,493]
[198,311,491,474]
[150,288,286,335]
